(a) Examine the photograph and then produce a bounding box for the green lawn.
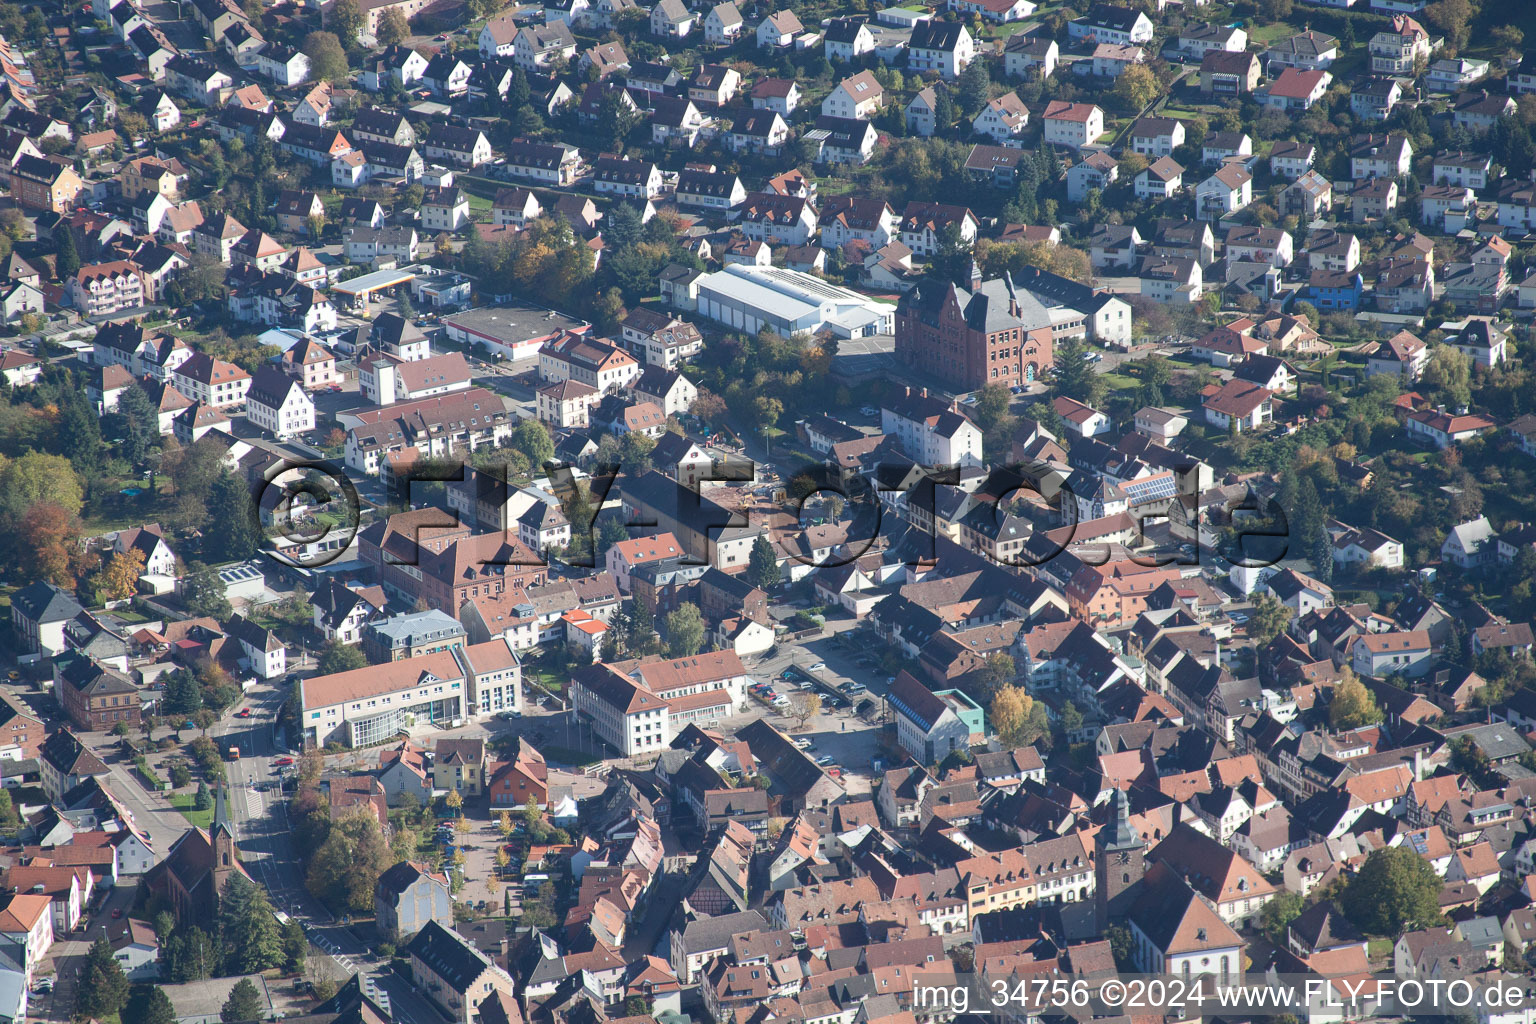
[1246,21,1299,45]
[82,481,175,535]
[984,20,1036,39]
[170,793,214,829]
[538,745,602,767]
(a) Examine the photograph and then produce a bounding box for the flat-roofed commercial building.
[440,303,590,361]
[694,264,895,338]
[299,639,522,746]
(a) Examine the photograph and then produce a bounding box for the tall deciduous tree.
[789,692,821,728]
[325,0,362,41]
[303,31,349,82]
[664,603,705,657]
[1421,345,1472,411]
[18,501,90,587]
[1246,593,1292,645]
[93,548,146,601]
[974,652,1015,699]
[508,419,554,471]
[375,6,409,45]
[1341,846,1442,934]
[1328,669,1381,730]
[1112,63,1159,111]
[317,641,366,675]
[0,451,84,524]
[928,221,974,289]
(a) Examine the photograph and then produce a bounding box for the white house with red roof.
[606,532,685,592]
[1262,69,1332,111]
[1365,330,1427,381]
[947,0,1035,22]
[171,353,251,408]
[1404,407,1495,449]
[1041,101,1104,147]
[1201,379,1273,432]
[1051,396,1111,438]
[0,349,40,387]
[1350,630,1432,678]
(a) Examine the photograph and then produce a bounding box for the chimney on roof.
[920,388,928,398]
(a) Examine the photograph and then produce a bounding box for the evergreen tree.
[54,227,80,279]
[281,919,307,972]
[219,873,284,974]
[76,937,130,1019]
[628,598,655,653]
[956,58,991,117]
[220,979,263,1023]
[603,202,644,252]
[1294,477,1326,576]
[124,985,177,1024]
[171,926,215,982]
[205,472,261,563]
[164,670,203,716]
[113,384,160,465]
[562,483,597,563]
[929,221,974,289]
[508,69,531,109]
[931,85,958,136]
[747,535,782,589]
[57,397,103,475]
[1053,336,1104,406]
[182,569,233,620]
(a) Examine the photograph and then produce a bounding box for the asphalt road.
[211,681,450,1024]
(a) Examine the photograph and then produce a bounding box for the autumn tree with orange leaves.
[92,547,146,602]
[19,502,91,588]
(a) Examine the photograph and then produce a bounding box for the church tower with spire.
[1095,788,1146,932]
[210,782,237,897]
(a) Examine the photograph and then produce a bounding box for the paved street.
[207,681,451,1024]
[101,757,194,859]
